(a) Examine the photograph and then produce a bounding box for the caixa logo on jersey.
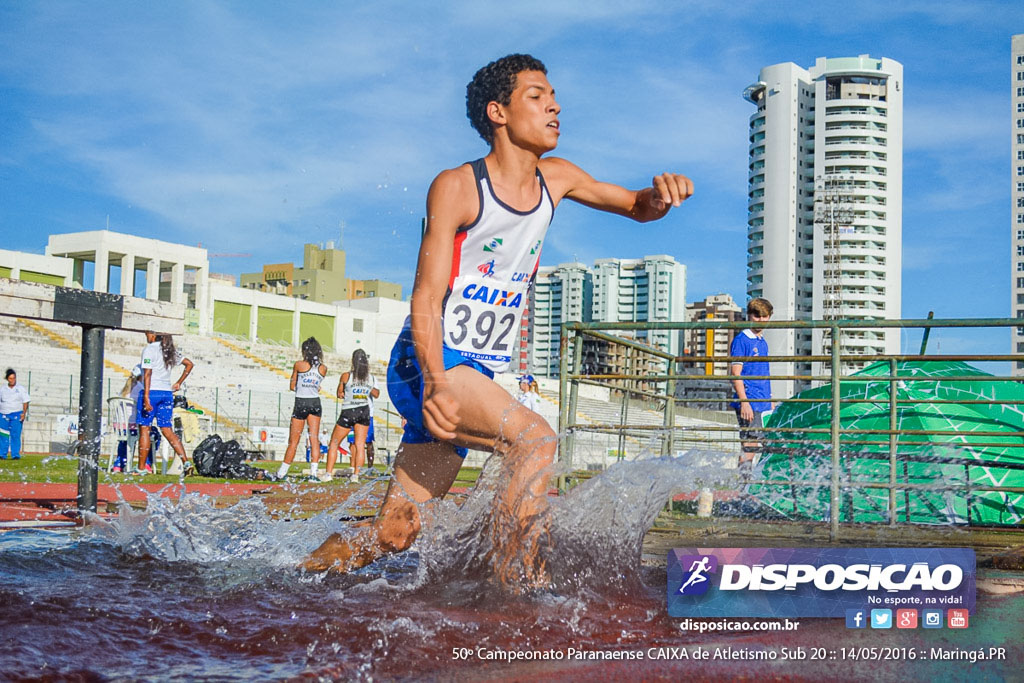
[667,548,976,618]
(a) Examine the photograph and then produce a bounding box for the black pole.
[919,311,935,355]
[77,325,106,513]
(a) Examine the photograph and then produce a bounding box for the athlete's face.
[498,70,560,153]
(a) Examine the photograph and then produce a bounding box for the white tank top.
[341,373,378,409]
[295,365,324,398]
[441,158,554,373]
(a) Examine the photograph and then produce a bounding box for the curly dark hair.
[466,54,547,144]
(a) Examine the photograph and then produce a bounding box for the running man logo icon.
[477,260,496,277]
[677,554,718,596]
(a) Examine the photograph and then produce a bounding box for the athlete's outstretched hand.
[648,172,694,210]
[422,381,460,441]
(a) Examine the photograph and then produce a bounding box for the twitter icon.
[870,609,892,629]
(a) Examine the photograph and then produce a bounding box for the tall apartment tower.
[530,262,593,377]
[744,55,903,394]
[592,255,687,358]
[1012,34,1024,376]
[529,255,686,377]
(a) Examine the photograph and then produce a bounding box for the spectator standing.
[515,374,540,413]
[113,364,157,473]
[729,298,774,479]
[0,369,30,459]
[277,337,328,481]
[324,349,379,484]
[136,332,194,474]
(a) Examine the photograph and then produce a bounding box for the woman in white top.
[325,349,379,484]
[277,337,328,481]
[515,374,540,414]
[0,368,30,460]
[136,332,194,474]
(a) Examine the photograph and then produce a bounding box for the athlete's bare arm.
[539,156,693,222]
[409,165,479,441]
[289,362,300,392]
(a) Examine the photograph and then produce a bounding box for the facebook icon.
[846,609,867,629]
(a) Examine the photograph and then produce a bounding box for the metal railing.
[14,370,405,456]
[557,317,1024,540]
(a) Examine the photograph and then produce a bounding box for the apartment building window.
[1019,182,1024,192]
[1019,102,1024,113]
[1018,262,1024,272]
[1019,198,1024,209]
[1019,134,1024,144]
[1019,167,1024,176]
[1019,150,1024,160]
[1019,87,1024,97]
[1018,229,1024,240]
[1018,245,1024,257]
[1019,214,1024,224]
[1018,56,1024,64]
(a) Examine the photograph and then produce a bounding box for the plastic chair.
[106,397,136,472]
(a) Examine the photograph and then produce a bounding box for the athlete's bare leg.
[351,423,369,476]
[324,425,352,476]
[303,365,556,582]
[306,414,322,464]
[282,417,307,465]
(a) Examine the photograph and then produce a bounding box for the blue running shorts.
[387,326,493,458]
[136,390,175,428]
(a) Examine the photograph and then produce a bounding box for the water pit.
[1,453,1022,680]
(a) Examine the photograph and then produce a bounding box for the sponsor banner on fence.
[54,415,108,438]
[251,426,290,447]
[667,547,975,618]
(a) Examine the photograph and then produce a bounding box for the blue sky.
[1,1,1020,354]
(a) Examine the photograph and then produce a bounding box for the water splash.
[84,448,726,602]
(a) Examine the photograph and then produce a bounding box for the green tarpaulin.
[752,361,1024,525]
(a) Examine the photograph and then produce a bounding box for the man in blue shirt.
[729,298,773,478]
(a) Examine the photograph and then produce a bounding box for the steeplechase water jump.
[2,46,1023,681]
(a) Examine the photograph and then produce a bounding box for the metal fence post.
[888,357,898,526]
[830,324,841,541]
[277,393,281,428]
[214,387,219,431]
[557,324,571,493]
[663,355,676,456]
[619,346,630,460]
[566,332,583,473]
[246,389,252,431]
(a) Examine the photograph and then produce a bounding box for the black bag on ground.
[192,434,223,477]
[191,434,277,481]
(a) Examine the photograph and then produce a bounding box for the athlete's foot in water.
[301,533,358,573]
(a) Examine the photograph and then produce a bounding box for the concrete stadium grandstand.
[0,230,731,469]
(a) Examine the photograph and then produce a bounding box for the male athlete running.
[305,54,693,583]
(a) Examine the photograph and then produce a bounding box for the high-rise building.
[1012,34,1024,375]
[686,293,743,377]
[530,262,593,377]
[592,255,687,358]
[744,55,903,393]
[529,255,686,377]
